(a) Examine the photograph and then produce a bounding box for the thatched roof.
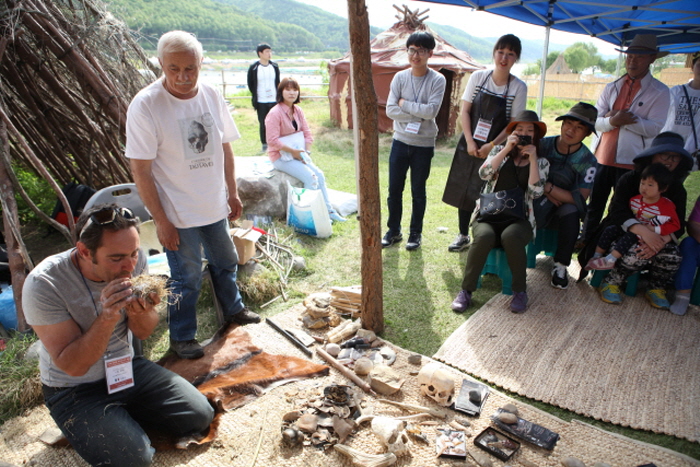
[1,0,156,195]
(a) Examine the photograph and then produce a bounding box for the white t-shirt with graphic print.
[126,79,240,228]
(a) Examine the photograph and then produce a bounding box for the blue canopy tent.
[411,0,700,112]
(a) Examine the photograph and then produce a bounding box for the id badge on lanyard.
[105,354,134,394]
[473,118,492,142]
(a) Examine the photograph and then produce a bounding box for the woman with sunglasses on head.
[451,111,549,314]
[443,34,527,253]
[578,132,693,309]
[265,77,345,223]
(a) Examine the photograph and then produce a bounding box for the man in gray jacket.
[383,31,446,251]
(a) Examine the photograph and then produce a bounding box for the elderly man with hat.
[580,34,670,246]
[578,132,693,309]
[535,102,598,289]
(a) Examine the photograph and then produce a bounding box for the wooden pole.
[347,0,383,333]
[0,120,28,332]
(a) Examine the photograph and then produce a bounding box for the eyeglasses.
[407,47,430,57]
[79,206,135,238]
[657,153,681,162]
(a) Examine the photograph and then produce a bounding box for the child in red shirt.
[586,163,680,270]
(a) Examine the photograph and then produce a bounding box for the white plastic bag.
[286,181,332,238]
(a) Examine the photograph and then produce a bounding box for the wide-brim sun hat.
[555,102,598,135]
[505,110,547,137]
[614,34,669,58]
[633,131,693,172]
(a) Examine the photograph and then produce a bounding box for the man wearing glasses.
[23,204,214,466]
[126,31,260,360]
[383,31,446,251]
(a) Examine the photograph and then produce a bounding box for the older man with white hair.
[126,31,260,360]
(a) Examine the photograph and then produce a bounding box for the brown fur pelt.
[154,323,329,449]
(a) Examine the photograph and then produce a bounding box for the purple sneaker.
[510,291,528,313]
[451,290,472,313]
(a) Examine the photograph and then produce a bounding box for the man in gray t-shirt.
[384,31,446,251]
[23,204,213,466]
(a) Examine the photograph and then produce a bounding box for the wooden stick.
[316,347,376,396]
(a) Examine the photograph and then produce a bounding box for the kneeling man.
[23,204,214,467]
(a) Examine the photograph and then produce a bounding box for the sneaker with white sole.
[448,234,471,252]
[550,262,569,289]
[585,255,616,270]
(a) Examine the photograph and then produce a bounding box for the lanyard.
[411,72,428,102]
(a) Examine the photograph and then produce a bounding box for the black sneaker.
[381,231,403,248]
[551,262,569,289]
[170,339,204,359]
[448,234,470,252]
[405,233,421,251]
[226,307,261,325]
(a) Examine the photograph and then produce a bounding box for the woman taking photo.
[265,77,345,223]
[451,111,549,313]
[442,34,527,252]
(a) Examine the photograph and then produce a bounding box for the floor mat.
[434,256,700,442]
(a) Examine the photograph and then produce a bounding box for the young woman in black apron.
[442,34,527,252]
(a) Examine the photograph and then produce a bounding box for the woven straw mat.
[434,256,700,442]
[1,302,698,466]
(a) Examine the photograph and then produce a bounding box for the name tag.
[473,118,492,142]
[105,354,134,394]
[405,121,422,134]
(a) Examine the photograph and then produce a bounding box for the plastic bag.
[286,182,332,238]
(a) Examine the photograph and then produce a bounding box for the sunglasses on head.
[79,206,135,238]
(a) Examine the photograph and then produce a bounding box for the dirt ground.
[20,223,72,266]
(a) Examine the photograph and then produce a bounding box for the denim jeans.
[273,157,333,212]
[166,219,244,341]
[387,139,434,235]
[676,236,700,290]
[43,358,214,467]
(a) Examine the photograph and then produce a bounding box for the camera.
[517,135,532,146]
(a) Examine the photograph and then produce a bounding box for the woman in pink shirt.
[265,77,345,222]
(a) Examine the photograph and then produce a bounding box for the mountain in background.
[220,0,383,51]
[105,0,569,61]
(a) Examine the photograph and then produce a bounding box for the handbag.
[477,187,527,226]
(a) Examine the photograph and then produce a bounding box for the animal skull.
[416,362,456,407]
[371,416,411,457]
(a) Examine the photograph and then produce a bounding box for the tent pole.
[537,24,551,117]
[347,0,383,333]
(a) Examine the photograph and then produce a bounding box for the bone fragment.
[376,399,448,419]
[316,347,376,395]
[334,444,398,467]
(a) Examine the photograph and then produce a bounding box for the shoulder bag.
[477,186,527,226]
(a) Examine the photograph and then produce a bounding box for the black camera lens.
[517,135,532,146]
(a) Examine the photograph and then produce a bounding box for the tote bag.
[286,181,332,238]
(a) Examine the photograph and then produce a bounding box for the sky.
[294,0,621,59]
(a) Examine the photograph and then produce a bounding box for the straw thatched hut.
[328,10,483,137]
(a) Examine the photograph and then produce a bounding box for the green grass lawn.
[2,93,699,458]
